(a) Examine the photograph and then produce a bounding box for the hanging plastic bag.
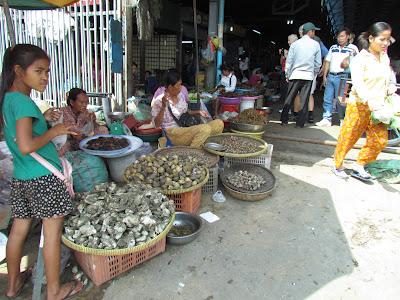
[49,112,67,150]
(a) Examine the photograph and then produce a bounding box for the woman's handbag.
[167,104,202,127]
[30,153,75,198]
[338,77,351,104]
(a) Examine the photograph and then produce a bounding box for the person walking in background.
[316,27,359,127]
[291,24,329,123]
[239,54,250,82]
[332,22,396,180]
[279,34,298,103]
[280,22,322,128]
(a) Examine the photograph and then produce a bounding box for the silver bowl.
[107,112,131,122]
[230,121,267,133]
[204,142,226,152]
[258,106,272,114]
[167,212,203,245]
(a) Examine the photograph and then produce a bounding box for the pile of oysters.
[64,182,175,249]
[124,154,208,191]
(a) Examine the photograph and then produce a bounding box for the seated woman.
[214,64,237,115]
[58,88,108,155]
[151,70,223,148]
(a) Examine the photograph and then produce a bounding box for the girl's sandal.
[5,268,32,299]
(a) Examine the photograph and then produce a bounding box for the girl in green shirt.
[0,44,83,299]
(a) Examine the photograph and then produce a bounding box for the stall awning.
[2,0,78,9]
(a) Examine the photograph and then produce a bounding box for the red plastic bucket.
[220,103,239,113]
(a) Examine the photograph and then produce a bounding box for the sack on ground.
[65,151,108,193]
[365,160,400,184]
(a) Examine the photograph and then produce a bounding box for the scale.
[107,112,132,135]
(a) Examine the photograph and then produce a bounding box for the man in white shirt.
[317,27,359,127]
[281,22,322,128]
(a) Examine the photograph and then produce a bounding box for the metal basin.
[108,112,131,122]
[167,212,203,245]
[257,107,273,114]
[230,121,267,133]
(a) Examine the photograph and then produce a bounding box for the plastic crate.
[223,144,273,169]
[168,188,202,213]
[202,165,219,194]
[74,237,166,286]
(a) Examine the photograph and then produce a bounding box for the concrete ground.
[1,92,400,299]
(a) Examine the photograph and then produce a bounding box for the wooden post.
[124,5,134,103]
[3,0,16,46]
[193,0,200,103]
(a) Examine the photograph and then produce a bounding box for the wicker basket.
[169,188,202,213]
[73,237,166,286]
[62,215,174,256]
[223,144,273,169]
[204,133,268,158]
[153,146,219,168]
[222,183,275,201]
[202,164,219,193]
[220,163,276,201]
[62,215,175,286]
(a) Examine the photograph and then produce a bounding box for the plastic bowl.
[241,96,259,101]
[167,212,203,245]
[218,96,241,105]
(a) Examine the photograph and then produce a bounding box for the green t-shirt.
[2,92,62,180]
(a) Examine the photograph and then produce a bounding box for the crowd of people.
[279,21,397,180]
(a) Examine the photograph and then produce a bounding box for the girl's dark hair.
[66,87,86,106]
[0,44,49,129]
[221,64,233,72]
[357,22,392,50]
[162,69,181,87]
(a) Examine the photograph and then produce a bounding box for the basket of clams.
[204,133,268,158]
[124,154,209,195]
[62,182,175,285]
[220,163,276,201]
[124,154,209,213]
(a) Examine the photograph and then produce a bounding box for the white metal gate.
[0,0,122,107]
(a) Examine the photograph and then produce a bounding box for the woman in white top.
[214,65,237,115]
[333,22,395,180]
[217,64,237,92]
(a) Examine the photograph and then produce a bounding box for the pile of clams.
[64,182,175,249]
[210,135,262,154]
[124,154,208,191]
[227,170,266,191]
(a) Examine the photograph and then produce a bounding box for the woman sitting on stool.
[152,69,223,148]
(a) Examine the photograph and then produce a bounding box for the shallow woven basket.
[124,169,209,196]
[220,163,276,201]
[62,213,175,256]
[153,146,219,168]
[204,133,268,158]
[222,183,275,201]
